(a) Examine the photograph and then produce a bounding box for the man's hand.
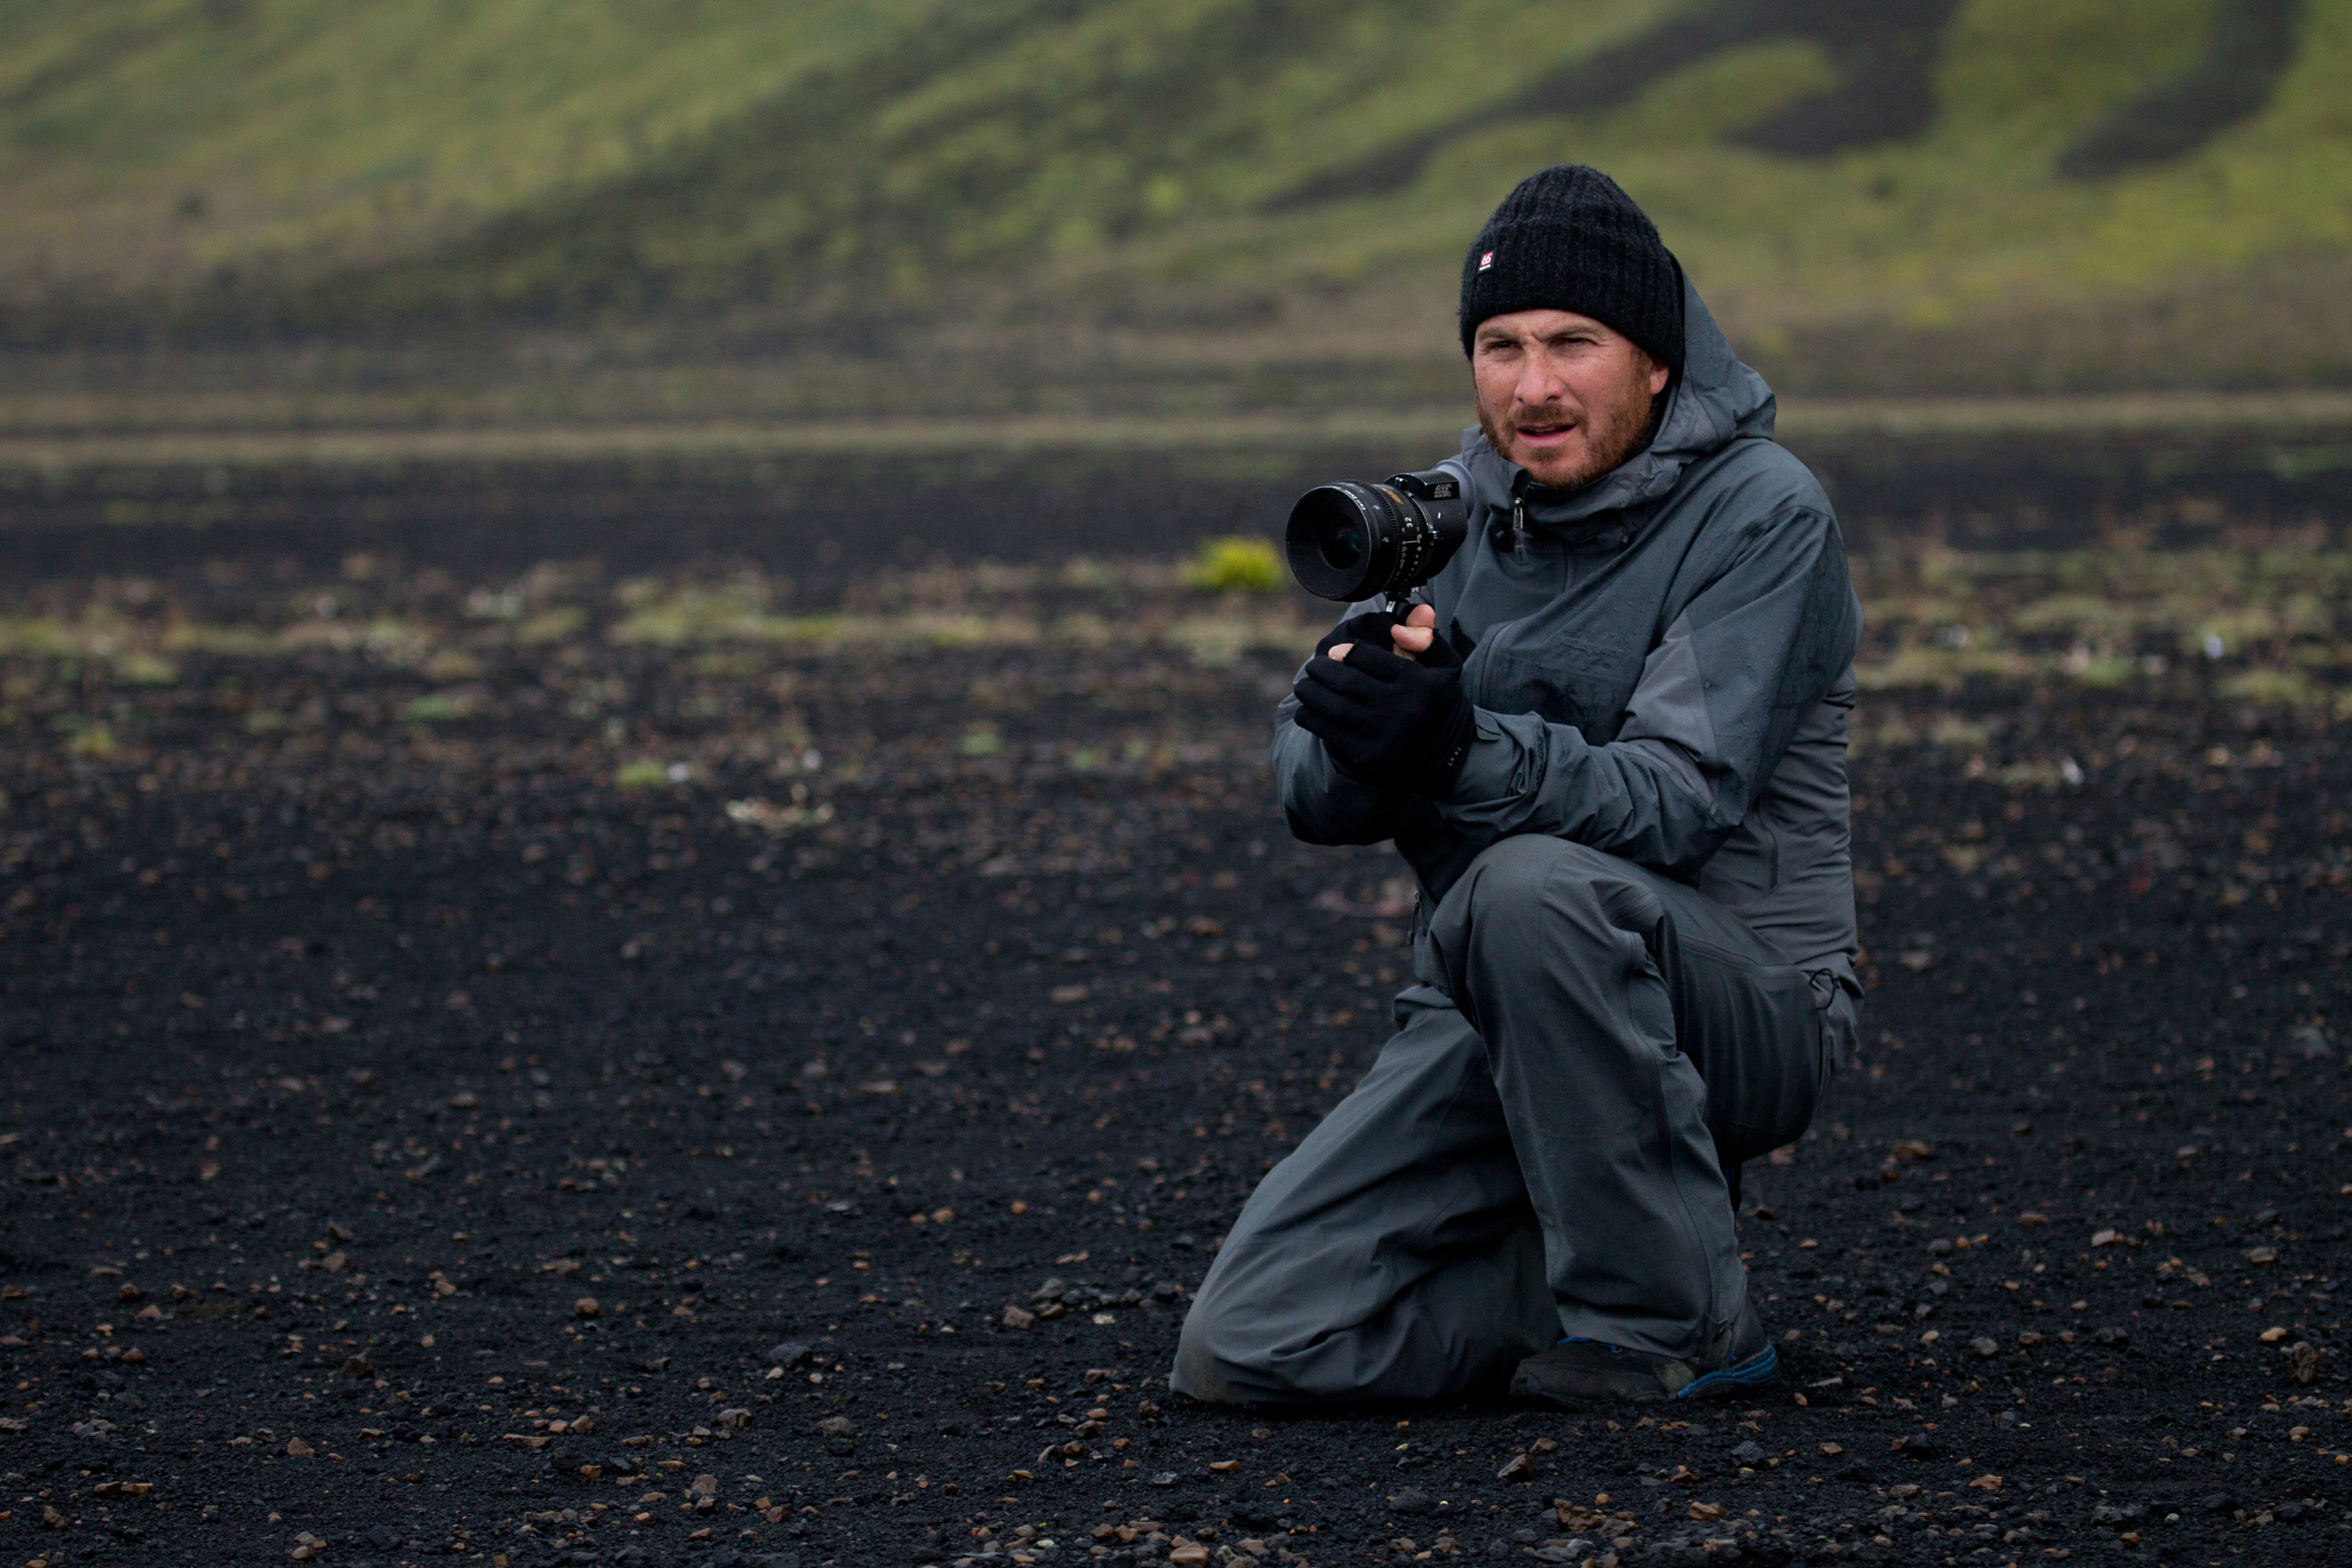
[1294,604,1475,794]
[1325,602,1439,663]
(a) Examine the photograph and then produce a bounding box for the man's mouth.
[1512,416,1580,449]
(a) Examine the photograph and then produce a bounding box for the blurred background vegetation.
[2,0,2347,424]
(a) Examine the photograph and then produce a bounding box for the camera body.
[1284,468,1471,606]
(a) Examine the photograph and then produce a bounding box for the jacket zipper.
[1511,498,1531,566]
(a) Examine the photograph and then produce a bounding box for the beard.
[1477,369,1663,492]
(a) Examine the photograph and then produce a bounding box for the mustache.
[1504,405,1582,433]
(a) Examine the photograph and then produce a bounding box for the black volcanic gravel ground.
[2,527,2350,1568]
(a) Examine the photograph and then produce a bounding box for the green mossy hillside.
[3,0,2347,393]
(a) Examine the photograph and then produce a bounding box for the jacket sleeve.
[1432,504,1860,878]
[1271,687,1420,846]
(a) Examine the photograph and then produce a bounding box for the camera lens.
[1284,469,1468,603]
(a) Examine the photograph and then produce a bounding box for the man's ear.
[1645,353,1671,397]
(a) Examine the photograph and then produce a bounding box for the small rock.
[1731,1441,1764,1464]
[1926,1239,1955,1256]
[1391,1488,1435,1516]
[1002,1305,1036,1330]
[818,1414,857,1456]
[1497,1452,1536,1482]
[766,1341,817,1367]
[2200,1492,2238,1514]
[1898,1432,1942,1460]
[573,1297,601,1318]
[2259,1325,2288,1344]
[341,1353,374,1380]
[2287,1341,2321,1385]
[285,1437,315,1458]
[118,1282,144,1302]
[1968,1338,1998,1359]
[2091,1326,2128,1348]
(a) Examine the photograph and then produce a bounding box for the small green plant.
[1186,536,1284,594]
[64,723,116,759]
[401,692,470,722]
[614,759,675,789]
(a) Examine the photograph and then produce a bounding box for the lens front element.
[1318,513,1367,573]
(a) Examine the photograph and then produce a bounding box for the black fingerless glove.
[1292,619,1476,795]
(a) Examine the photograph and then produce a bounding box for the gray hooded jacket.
[1273,279,1863,1000]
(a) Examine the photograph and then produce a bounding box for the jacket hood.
[1455,276,1777,532]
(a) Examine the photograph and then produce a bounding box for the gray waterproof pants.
[1173,835,1841,1404]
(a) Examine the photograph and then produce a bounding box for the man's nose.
[1514,360,1570,409]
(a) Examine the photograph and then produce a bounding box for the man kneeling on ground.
[1174,165,1863,1406]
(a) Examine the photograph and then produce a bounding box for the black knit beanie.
[1458,165,1684,372]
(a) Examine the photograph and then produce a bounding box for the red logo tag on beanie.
[1478,250,1495,271]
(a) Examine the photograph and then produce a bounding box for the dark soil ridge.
[2,531,2349,1566]
[2,427,2350,590]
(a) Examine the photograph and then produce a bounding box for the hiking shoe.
[1509,1300,1778,1405]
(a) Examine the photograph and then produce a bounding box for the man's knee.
[1171,1263,1301,1405]
[1170,1295,1244,1403]
[1442,835,1625,956]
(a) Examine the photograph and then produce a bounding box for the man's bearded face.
[1472,309,1671,491]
